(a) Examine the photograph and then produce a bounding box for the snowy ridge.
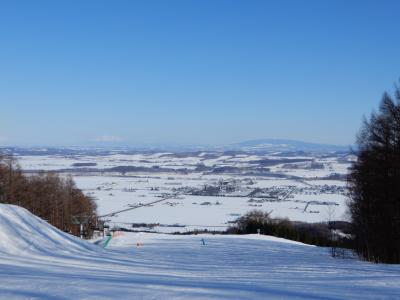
[0,204,99,255]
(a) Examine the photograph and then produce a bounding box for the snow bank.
[0,204,99,255]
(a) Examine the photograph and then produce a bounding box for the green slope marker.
[103,235,112,248]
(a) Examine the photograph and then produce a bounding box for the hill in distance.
[226,139,351,153]
[2,138,352,154]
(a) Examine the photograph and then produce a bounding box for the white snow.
[0,204,98,255]
[1,204,400,299]
[15,151,352,232]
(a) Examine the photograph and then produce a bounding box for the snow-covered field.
[1,204,399,300]
[16,150,353,232]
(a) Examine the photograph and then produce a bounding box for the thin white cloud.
[94,135,123,142]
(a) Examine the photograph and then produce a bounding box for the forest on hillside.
[0,155,97,238]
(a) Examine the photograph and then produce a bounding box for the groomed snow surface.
[1,204,400,299]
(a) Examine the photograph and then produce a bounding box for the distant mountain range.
[119,139,352,153]
[2,139,352,155]
[225,139,351,153]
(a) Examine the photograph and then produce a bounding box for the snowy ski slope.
[0,204,400,299]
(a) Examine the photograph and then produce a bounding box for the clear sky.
[1,0,400,147]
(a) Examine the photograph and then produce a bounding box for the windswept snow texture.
[0,204,98,255]
[1,204,400,299]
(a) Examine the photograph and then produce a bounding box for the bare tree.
[0,157,98,238]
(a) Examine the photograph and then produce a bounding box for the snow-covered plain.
[16,150,352,232]
[1,204,400,300]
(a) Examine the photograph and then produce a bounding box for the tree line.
[228,210,352,249]
[348,85,400,263]
[0,155,98,238]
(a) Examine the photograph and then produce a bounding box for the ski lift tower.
[72,215,92,239]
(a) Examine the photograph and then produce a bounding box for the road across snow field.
[1,204,400,299]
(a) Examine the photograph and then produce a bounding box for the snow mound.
[0,204,99,255]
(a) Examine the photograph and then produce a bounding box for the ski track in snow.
[1,205,400,300]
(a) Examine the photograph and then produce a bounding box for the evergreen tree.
[348,85,400,263]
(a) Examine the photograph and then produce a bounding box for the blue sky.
[1,0,400,147]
